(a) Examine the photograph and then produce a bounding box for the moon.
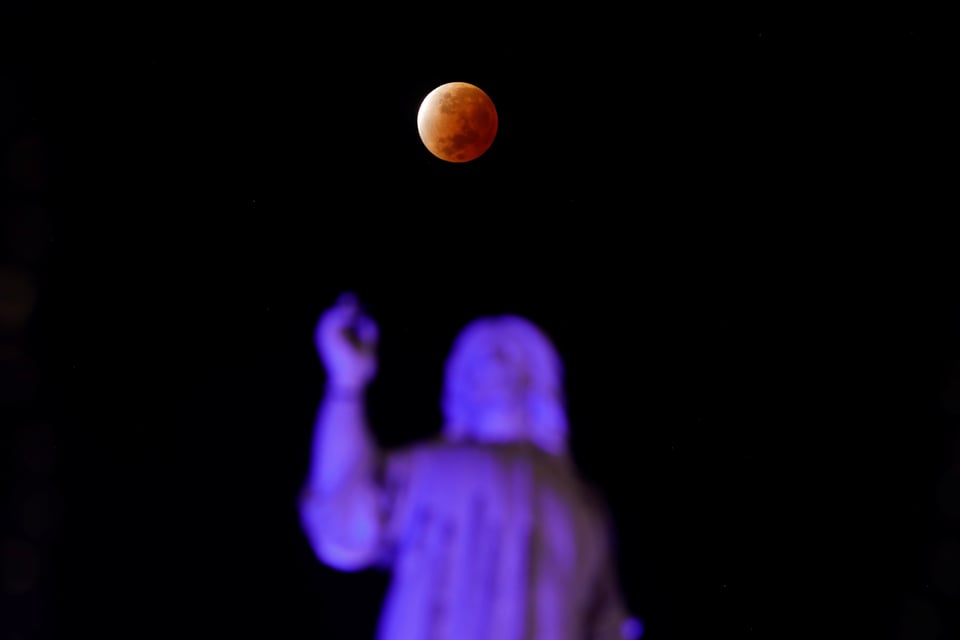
[417,82,498,163]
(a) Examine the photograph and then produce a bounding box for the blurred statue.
[299,293,641,640]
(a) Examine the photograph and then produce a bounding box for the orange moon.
[417,82,498,163]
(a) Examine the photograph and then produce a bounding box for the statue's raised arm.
[299,293,385,571]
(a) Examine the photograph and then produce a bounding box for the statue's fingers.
[355,315,379,346]
[318,300,359,343]
[336,291,359,308]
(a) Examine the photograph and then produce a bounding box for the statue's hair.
[441,315,568,456]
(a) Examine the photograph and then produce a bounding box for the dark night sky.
[2,5,957,640]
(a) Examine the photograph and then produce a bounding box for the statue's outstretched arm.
[299,293,385,571]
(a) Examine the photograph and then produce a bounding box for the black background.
[2,4,957,639]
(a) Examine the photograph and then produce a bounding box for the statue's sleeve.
[585,550,642,639]
[584,515,643,640]
[300,447,417,572]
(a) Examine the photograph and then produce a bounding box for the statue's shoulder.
[383,438,481,475]
[533,452,612,519]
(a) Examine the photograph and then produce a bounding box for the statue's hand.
[315,293,379,392]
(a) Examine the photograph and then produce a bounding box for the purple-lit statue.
[300,294,641,640]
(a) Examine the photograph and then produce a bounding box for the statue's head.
[441,315,568,456]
